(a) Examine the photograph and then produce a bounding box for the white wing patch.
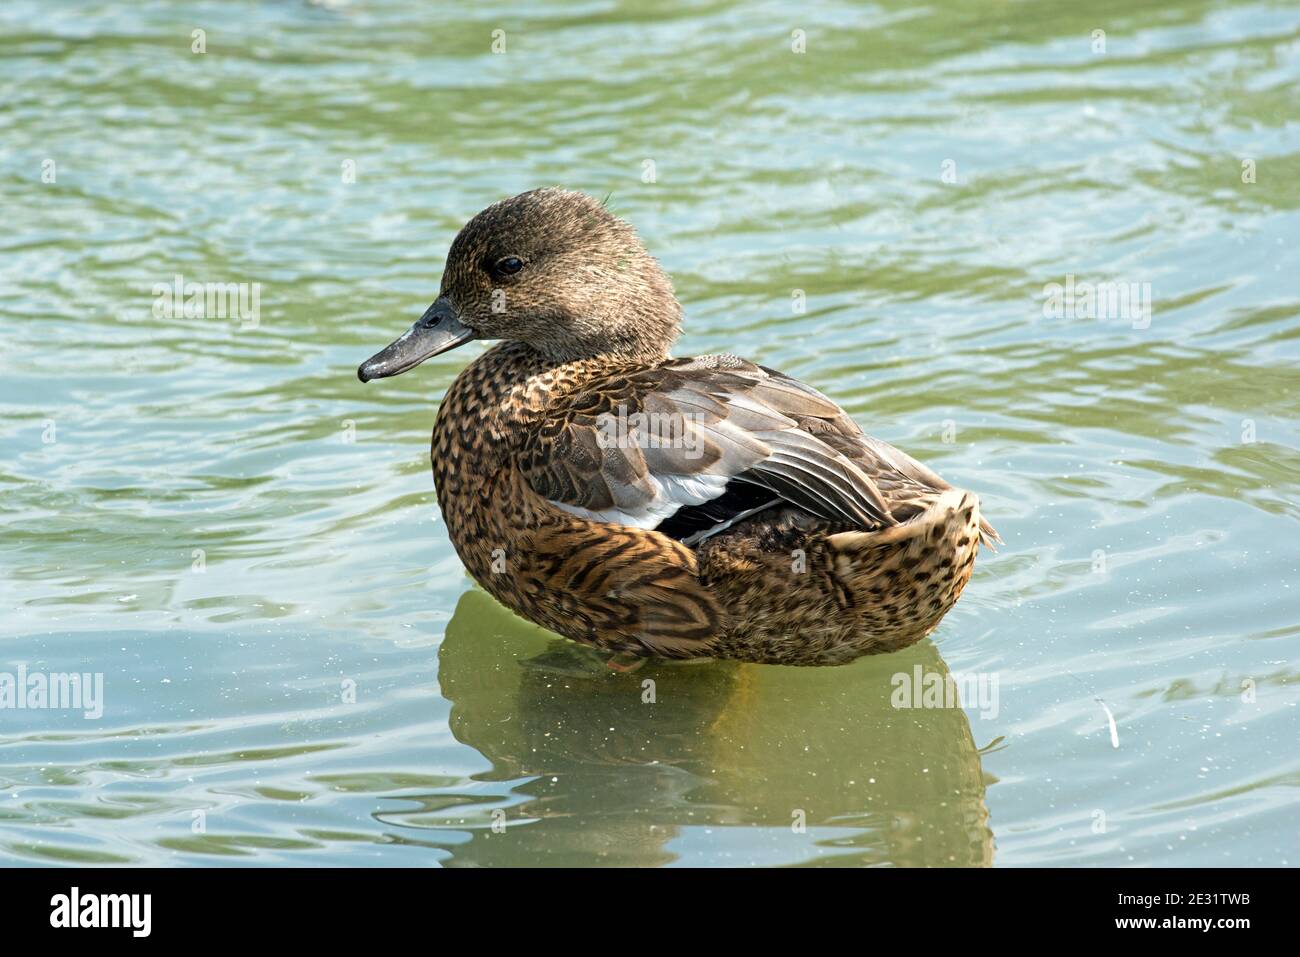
[548,472,730,529]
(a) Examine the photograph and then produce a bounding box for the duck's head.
[358,188,681,381]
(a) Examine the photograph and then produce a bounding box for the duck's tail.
[978,514,1002,551]
[818,488,984,650]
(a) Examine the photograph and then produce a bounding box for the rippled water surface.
[2,0,1298,866]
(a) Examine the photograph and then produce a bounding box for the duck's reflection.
[430,588,994,866]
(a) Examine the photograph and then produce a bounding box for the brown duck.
[359,188,998,665]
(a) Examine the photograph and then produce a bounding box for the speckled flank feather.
[700,489,984,664]
[380,188,999,666]
[433,344,724,658]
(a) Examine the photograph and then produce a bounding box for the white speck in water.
[1098,698,1119,748]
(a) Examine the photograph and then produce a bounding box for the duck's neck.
[432,341,648,491]
[445,341,663,425]
[433,343,542,466]
[431,341,652,559]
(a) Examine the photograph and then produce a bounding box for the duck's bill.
[357,297,476,382]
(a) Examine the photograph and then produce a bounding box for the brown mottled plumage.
[360,188,999,666]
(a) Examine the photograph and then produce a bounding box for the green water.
[2,0,1297,867]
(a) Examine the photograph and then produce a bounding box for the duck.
[358,188,998,666]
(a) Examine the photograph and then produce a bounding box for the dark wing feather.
[519,355,917,532]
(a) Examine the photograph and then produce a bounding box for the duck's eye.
[495,256,524,276]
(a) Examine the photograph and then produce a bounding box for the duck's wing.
[519,354,946,540]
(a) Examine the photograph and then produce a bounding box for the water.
[1,0,1297,866]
